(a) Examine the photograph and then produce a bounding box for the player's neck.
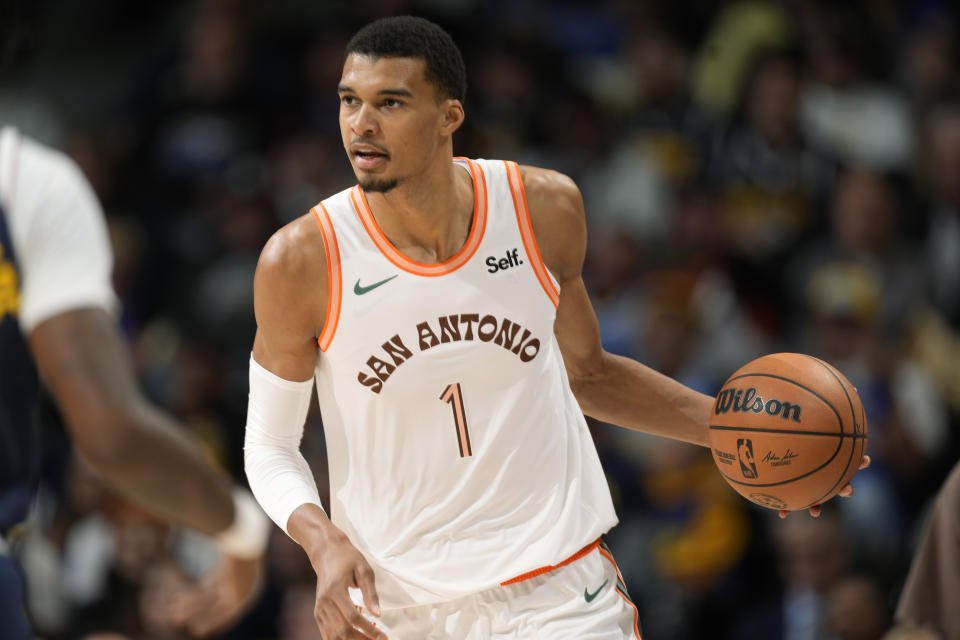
[364,158,474,264]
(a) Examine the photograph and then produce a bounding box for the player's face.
[338,54,460,193]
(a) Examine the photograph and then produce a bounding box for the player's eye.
[383,98,402,108]
[340,95,357,106]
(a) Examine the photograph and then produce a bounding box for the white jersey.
[311,158,617,609]
[0,127,116,332]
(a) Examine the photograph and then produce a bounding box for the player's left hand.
[778,455,871,519]
[167,552,265,637]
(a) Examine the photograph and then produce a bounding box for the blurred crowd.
[2,0,960,638]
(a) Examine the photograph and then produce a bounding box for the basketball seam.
[802,355,863,507]
[715,422,848,488]
[709,425,866,437]
[715,449,844,488]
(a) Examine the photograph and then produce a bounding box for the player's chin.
[358,175,400,193]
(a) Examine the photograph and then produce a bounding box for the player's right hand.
[309,529,387,639]
[176,552,264,637]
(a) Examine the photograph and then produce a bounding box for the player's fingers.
[859,455,871,470]
[778,509,789,519]
[348,604,387,639]
[839,484,855,498]
[315,600,343,639]
[807,504,822,518]
[332,592,385,640]
[355,564,381,617]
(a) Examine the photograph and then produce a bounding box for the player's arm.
[15,132,269,635]
[17,136,266,636]
[30,310,240,531]
[29,310,268,635]
[523,166,868,515]
[14,133,252,537]
[247,216,385,639]
[521,166,714,447]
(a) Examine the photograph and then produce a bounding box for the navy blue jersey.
[0,201,40,533]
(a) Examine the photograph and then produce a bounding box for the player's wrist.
[215,488,272,559]
[288,505,344,563]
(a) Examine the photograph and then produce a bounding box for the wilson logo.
[737,438,758,478]
[715,387,802,422]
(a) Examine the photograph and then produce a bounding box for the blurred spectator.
[604,435,751,640]
[787,167,924,341]
[898,17,958,113]
[799,247,948,565]
[823,573,891,640]
[584,227,646,358]
[67,501,172,638]
[918,106,960,325]
[691,1,793,116]
[907,105,960,424]
[582,23,714,242]
[797,3,915,170]
[710,47,835,333]
[732,507,854,640]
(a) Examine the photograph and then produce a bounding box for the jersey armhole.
[311,203,342,351]
[504,161,560,308]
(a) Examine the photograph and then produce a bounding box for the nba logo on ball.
[737,439,758,478]
[709,353,868,512]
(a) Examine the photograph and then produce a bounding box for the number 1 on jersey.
[440,383,472,457]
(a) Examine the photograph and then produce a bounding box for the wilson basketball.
[709,353,867,511]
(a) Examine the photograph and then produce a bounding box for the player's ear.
[440,98,464,136]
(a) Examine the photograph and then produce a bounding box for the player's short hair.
[345,16,467,103]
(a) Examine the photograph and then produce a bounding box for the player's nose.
[350,104,380,138]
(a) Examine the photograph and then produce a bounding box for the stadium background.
[3,0,959,638]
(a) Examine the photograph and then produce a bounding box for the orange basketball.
[708,353,867,511]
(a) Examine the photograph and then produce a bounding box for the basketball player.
[0,127,269,638]
[244,16,866,639]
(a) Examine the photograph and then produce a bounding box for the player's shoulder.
[517,164,584,222]
[515,164,586,281]
[2,128,98,214]
[3,128,79,191]
[257,210,328,288]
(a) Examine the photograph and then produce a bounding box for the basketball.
[708,353,868,511]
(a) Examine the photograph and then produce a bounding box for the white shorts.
[352,540,642,639]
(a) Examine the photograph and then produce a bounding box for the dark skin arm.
[521,165,868,514]
[29,308,234,532]
[251,214,385,640]
[28,308,262,635]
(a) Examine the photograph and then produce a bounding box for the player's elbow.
[565,351,609,416]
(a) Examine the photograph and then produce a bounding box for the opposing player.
[0,127,269,638]
[244,16,866,639]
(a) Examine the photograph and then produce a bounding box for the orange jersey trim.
[504,161,560,308]
[598,545,643,639]
[349,158,488,277]
[500,539,601,586]
[312,203,341,351]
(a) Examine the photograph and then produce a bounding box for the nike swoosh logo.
[584,579,608,603]
[354,275,398,295]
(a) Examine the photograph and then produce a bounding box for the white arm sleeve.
[0,127,118,332]
[244,355,324,535]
